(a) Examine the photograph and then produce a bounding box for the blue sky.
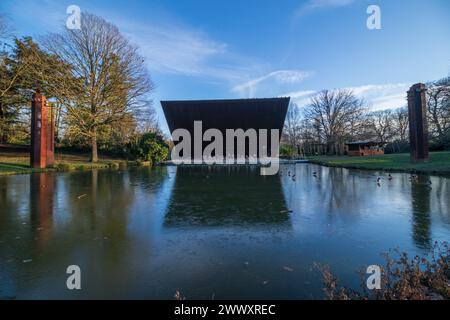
[2,0,450,133]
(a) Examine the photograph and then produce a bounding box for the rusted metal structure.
[30,90,55,168]
[346,140,385,157]
[161,98,290,159]
[407,83,428,162]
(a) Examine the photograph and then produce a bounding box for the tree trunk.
[0,100,7,144]
[55,102,62,142]
[91,128,98,163]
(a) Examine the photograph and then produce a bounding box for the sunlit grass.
[0,152,133,176]
[309,151,450,175]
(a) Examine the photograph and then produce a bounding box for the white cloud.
[5,1,311,98]
[281,89,317,107]
[284,83,411,110]
[114,17,269,88]
[347,83,411,110]
[7,0,260,85]
[232,70,313,97]
[305,0,355,10]
[293,0,355,22]
[124,23,226,76]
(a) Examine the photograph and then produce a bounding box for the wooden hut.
[346,140,385,157]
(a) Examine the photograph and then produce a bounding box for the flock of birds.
[280,169,432,188]
[280,169,317,182]
[376,173,432,188]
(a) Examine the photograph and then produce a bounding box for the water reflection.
[431,176,450,224]
[29,173,55,248]
[0,164,450,299]
[411,175,432,249]
[64,169,135,241]
[164,165,291,228]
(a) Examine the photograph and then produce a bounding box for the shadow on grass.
[0,162,30,169]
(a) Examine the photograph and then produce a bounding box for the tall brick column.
[30,90,54,168]
[46,100,55,166]
[407,83,428,162]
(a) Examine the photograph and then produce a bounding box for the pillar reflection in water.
[29,173,55,248]
[411,175,432,249]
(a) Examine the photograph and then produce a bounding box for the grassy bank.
[308,151,450,175]
[0,149,149,176]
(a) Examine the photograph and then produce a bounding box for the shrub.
[136,132,169,164]
[55,163,76,171]
[384,140,410,154]
[108,162,120,169]
[429,132,450,151]
[280,145,296,158]
[316,241,449,300]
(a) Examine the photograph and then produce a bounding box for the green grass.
[0,162,45,175]
[0,151,147,176]
[308,151,450,175]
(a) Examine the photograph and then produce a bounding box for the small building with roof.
[346,140,385,157]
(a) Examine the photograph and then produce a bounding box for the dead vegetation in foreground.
[317,241,450,300]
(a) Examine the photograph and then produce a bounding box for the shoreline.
[0,145,154,176]
[308,152,450,177]
[0,160,152,176]
[2,152,450,177]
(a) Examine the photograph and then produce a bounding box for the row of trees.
[282,77,450,157]
[0,12,167,162]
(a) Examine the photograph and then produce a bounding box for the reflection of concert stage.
[163,166,291,228]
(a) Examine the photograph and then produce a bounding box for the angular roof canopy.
[161,97,290,134]
[161,97,290,159]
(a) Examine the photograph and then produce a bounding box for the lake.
[1,164,449,299]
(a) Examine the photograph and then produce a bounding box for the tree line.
[282,77,450,157]
[2,11,448,161]
[0,12,167,163]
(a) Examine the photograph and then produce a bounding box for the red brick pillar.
[30,90,54,168]
[407,83,429,162]
[31,90,47,168]
[46,101,55,166]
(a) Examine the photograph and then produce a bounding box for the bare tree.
[284,102,302,154]
[139,104,160,134]
[304,89,366,155]
[297,117,317,156]
[43,12,154,162]
[427,77,450,141]
[365,110,394,143]
[392,107,409,142]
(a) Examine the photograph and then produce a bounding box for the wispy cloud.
[347,83,411,110]
[292,0,355,23]
[281,89,317,107]
[232,70,313,97]
[3,0,68,35]
[284,83,411,110]
[305,0,355,11]
[113,16,269,89]
[5,0,262,85]
[124,23,227,76]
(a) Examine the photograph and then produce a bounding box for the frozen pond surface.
[1,164,449,299]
